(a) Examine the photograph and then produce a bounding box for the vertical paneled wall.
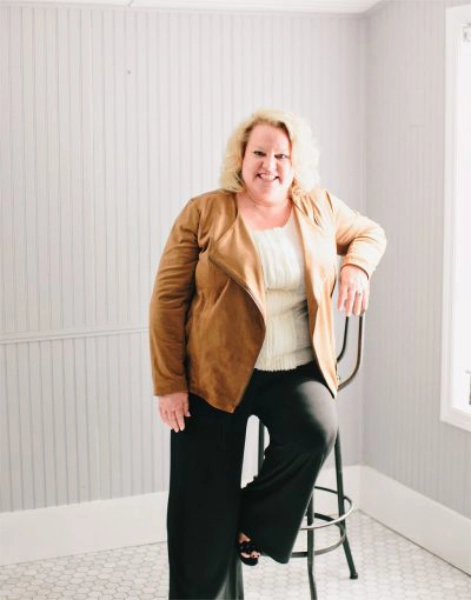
[364,0,471,518]
[0,5,366,512]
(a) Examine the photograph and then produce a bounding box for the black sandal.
[238,539,261,566]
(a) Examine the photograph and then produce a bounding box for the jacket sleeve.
[149,198,200,396]
[325,190,387,278]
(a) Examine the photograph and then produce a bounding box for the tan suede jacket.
[149,188,386,413]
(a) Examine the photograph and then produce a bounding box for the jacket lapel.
[291,204,325,338]
[208,211,267,321]
[208,194,327,326]
[292,203,327,304]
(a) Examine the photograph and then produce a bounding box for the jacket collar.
[208,194,323,322]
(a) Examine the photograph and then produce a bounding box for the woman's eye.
[253,151,289,159]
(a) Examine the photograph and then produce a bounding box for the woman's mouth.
[258,174,279,182]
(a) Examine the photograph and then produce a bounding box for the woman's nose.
[262,154,276,170]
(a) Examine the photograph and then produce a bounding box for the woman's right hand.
[158,391,191,432]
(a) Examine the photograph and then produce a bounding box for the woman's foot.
[237,532,261,566]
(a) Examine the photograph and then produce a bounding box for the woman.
[149,108,386,599]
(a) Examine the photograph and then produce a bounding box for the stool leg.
[306,495,318,600]
[334,433,358,580]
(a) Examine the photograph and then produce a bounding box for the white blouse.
[251,211,315,371]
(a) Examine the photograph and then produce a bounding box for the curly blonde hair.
[219,108,320,200]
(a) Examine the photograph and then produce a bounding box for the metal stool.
[257,314,365,599]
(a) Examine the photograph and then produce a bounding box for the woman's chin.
[248,184,288,204]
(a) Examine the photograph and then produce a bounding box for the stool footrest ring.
[287,485,355,558]
[299,485,354,532]
[292,530,346,557]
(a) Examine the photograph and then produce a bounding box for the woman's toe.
[238,533,260,558]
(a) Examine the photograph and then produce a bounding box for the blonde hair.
[219,108,320,200]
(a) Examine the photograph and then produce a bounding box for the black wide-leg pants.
[166,360,339,600]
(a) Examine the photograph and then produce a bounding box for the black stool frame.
[257,314,365,600]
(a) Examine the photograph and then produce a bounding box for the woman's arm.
[149,198,201,397]
[325,190,387,316]
[326,190,387,279]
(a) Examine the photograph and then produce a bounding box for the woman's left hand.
[337,265,370,317]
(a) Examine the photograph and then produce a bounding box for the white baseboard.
[360,466,471,575]
[0,492,168,566]
[1,466,469,575]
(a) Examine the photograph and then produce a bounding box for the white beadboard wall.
[0,4,367,512]
[364,0,471,518]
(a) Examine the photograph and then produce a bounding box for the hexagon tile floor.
[1,511,470,600]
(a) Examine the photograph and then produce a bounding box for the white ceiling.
[3,0,386,14]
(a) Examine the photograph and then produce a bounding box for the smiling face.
[240,123,295,205]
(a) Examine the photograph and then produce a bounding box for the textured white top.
[251,211,316,371]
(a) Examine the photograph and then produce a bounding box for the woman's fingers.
[338,283,359,316]
[175,410,186,432]
[158,392,190,432]
[338,265,370,316]
[158,406,176,431]
[344,288,368,316]
[353,290,363,316]
[165,410,183,432]
[337,281,348,312]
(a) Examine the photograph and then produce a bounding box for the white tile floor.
[1,511,469,600]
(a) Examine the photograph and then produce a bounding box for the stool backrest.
[337,314,366,391]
